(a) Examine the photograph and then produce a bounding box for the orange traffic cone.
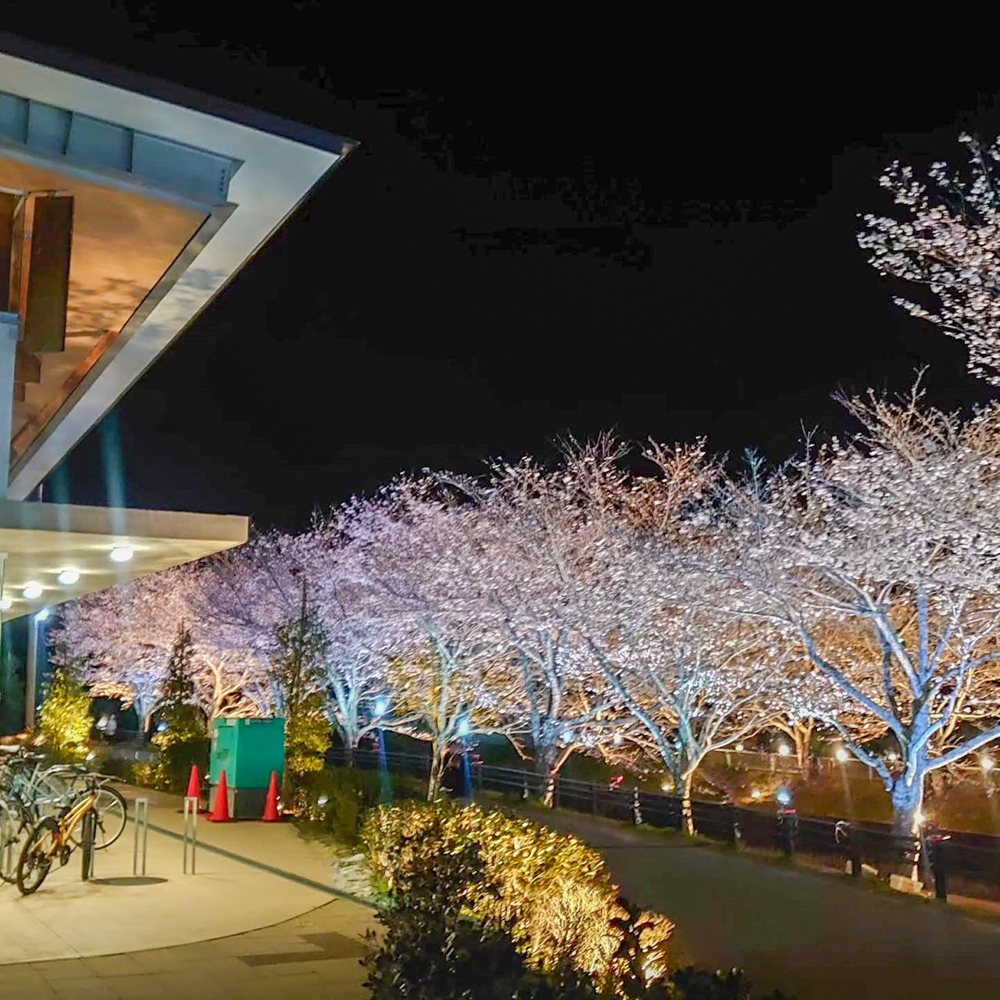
[262,770,281,822]
[209,770,230,822]
[186,764,200,803]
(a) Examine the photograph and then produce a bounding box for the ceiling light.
[22,583,42,600]
[57,568,80,586]
[109,545,134,563]
[0,597,11,611]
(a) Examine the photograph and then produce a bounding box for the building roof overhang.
[0,34,355,498]
[0,498,247,621]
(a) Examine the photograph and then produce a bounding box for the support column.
[25,612,37,731]
[0,316,14,731]
[0,312,18,498]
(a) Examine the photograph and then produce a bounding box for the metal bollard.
[929,835,950,901]
[133,797,150,876]
[730,804,743,848]
[80,809,96,881]
[183,795,198,874]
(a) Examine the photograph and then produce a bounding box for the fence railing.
[334,747,1000,903]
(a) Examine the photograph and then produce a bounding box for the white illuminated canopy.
[0,498,247,620]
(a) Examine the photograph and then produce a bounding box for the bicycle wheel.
[67,786,127,850]
[91,787,128,850]
[16,817,59,895]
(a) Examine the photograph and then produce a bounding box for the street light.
[775,789,792,806]
[981,756,994,772]
[374,698,387,717]
[777,743,791,757]
[835,746,850,763]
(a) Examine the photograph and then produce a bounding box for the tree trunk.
[536,742,565,807]
[680,771,695,836]
[428,740,447,801]
[890,777,924,837]
[793,721,813,775]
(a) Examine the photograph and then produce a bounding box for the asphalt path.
[520,807,1000,1000]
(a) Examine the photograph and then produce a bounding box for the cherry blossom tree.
[477,439,782,830]
[772,711,816,772]
[200,531,392,755]
[475,458,629,802]
[55,562,268,728]
[722,389,1000,833]
[859,131,1000,384]
[54,571,188,731]
[578,542,784,834]
[333,481,522,798]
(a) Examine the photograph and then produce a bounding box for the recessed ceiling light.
[57,568,80,586]
[0,597,11,611]
[22,583,42,600]
[109,545,134,563]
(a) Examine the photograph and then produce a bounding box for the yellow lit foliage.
[361,800,673,988]
[37,667,93,760]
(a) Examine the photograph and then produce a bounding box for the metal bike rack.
[183,796,198,874]
[133,797,150,876]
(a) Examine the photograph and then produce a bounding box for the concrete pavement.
[0,897,374,999]
[0,782,374,986]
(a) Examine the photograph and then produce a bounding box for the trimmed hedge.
[361,800,674,989]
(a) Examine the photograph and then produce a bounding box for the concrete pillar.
[0,315,15,729]
[0,312,18,499]
[25,611,37,730]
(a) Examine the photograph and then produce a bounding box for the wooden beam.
[14,344,40,383]
[0,192,18,313]
[20,194,74,354]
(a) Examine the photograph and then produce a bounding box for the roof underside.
[0,498,247,621]
[0,44,353,499]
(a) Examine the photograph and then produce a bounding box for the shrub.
[134,737,210,795]
[37,665,92,760]
[298,766,425,843]
[361,800,674,990]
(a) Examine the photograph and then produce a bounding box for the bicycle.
[0,749,127,864]
[16,776,102,895]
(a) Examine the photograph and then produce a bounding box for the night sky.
[8,11,1000,531]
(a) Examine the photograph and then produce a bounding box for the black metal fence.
[336,747,1000,903]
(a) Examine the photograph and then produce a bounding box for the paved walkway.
[0,784,376,996]
[1,897,374,999]
[0,785,365,963]
[522,808,1000,1000]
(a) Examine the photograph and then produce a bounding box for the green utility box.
[209,717,285,820]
